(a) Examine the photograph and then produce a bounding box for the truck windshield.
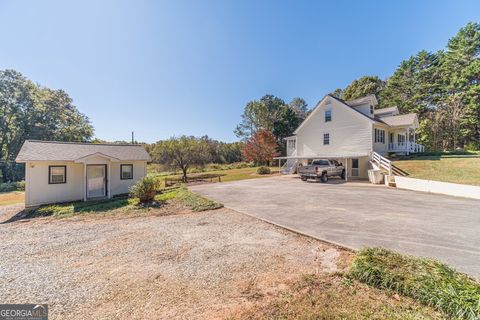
[312,160,329,166]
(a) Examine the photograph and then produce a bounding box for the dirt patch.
[0,206,351,319]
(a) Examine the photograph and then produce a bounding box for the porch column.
[83,162,87,201]
[406,127,410,155]
[108,163,112,199]
[344,158,348,182]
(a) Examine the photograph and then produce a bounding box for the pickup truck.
[297,159,345,183]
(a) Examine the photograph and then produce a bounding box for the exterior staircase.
[370,151,409,187]
[281,158,298,174]
[280,150,298,174]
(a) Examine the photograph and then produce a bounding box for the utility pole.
[131,131,134,144]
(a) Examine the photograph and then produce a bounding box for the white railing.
[281,150,298,174]
[371,151,392,175]
[388,142,425,153]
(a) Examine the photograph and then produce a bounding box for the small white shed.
[15,140,151,207]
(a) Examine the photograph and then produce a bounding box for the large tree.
[151,136,211,182]
[234,94,287,140]
[341,76,385,101]
[440,22,480,149]
[0,69,93,181]
[235,94,307,155]
[242,130,278,165]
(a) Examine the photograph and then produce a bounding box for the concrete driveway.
[191,176,480,277]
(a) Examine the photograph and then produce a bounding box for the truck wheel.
[301,176,307,181]
[321,173,328,183]
[341,170,345,180]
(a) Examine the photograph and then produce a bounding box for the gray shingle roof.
[15,140,152,162]
[378,113,417,127]
[345,94,378,107]
[374,106,398,116]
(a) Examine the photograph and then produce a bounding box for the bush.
[0,181,25,192]
[129,175,161,202]
[350,247,480,320]
[257,166,271,175]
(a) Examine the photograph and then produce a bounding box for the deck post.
[406,127,410,155]
[344,157,348,182]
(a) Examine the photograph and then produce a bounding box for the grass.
[32,197,140,218]
[393,154,480,186]
[230,273,445,320]
[25,186,222,218]
[350,247,480,320]
[175,186,223,211]
[149,165,279,188]
[0,191,25,206]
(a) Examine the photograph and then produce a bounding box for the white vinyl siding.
[295,97,373,157]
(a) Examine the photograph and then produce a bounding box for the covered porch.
[387,126,424,154]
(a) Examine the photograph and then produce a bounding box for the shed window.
[49,166,66,184]
[121,164,133,180]
[325,110,332,122]
[374,128,385,144]
[323,133,330,145]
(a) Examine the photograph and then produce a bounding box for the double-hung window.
[49,165,66,184]
[374,128,385,144]
[121,164,133,180]
[325,110,332,122]
[323,133,330,145]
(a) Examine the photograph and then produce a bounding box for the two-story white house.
[276,94,424,179]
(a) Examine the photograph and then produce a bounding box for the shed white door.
[87,165,106,198]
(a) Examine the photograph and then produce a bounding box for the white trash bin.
[368,169,384,184]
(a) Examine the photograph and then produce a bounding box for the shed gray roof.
[378,113,417,127]
[15,140,151,162]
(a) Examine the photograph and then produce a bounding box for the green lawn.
[393,155,480,186]
[149,165,279,188]
[0,191,24,206]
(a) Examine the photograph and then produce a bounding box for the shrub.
[129,175,161,202]
[257,166,271,175]
[350,247,480,320]
[0,181,25,192]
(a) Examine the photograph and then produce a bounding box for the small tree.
[151,136,211,182]
[242,130,278,165]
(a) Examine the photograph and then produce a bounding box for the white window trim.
[323,132,330,145]
[325,109,332,122]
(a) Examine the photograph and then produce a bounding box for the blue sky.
[1,0,479,142]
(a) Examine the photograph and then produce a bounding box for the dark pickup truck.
[297,159,345,183]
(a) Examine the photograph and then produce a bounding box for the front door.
[87,165,107,199]
[351,158,359,177]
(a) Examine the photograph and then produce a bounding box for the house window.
[374,128,385,144]
[323,133,330,145]
[288,139,296,149]
[325,110,332,122]
[49,165,66,184]
[121,164,133,180]
[398,134,406,144]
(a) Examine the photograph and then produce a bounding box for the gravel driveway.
[0,208,349,319]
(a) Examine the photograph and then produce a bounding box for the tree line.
[0,70,93,182]
[332,22,480,151]
[234,22,480,153]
